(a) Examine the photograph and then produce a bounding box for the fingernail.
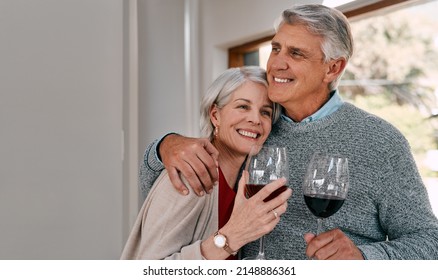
[199,191,205,196]
[182,189,189,195]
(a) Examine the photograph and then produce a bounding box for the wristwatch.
[213,231,238,256]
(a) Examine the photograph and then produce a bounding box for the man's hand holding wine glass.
[302,152,363,260]
[304,229,364,260]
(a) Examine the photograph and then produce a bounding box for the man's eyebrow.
[272,41,308,54]
[287,45,306,53]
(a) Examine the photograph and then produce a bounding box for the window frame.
[228,0,415,67]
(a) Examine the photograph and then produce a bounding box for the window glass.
[243,51,259,66]
[341,0,438,214]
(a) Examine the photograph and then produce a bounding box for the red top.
[218,167,238,260]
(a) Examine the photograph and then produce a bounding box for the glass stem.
[316,218,323,236]
[256,235,266,260]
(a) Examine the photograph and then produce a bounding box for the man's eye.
[271,46,280,52]
[291,51,303,57]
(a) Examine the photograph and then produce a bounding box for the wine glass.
[303,152,349,236]
[244,145,289,260]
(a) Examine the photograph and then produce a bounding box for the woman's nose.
[248,110,261,125]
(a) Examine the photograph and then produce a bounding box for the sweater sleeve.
[139,139,165,202]
[121,171,217,260]
[357,135,438,259]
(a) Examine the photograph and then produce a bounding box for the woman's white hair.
[200,66,281,140]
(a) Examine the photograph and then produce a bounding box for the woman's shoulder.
[146,170,218,209]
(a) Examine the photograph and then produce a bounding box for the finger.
[324,229,364,260]
[258,213,283,236]
[231,172,248,208]
[316,240,340,260]
[181,155,215,195]
[173,160,206,196]
[270,209,279,220]
[160,135,217,196]
[304,232,316,244]
[262,185,292,212]
[254,177,288,202]
[271,201,288,217]
[177,140,218,193]
[201,140,219,167]
[305,231,334,259]
[167,167,189,195]
[192,151,219,193]
[236,171,248,197]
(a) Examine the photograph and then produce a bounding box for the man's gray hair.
[275,4,354,90]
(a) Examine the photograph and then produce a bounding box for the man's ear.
[324,58,347,83]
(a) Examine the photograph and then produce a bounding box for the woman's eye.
[261,110,272,117]
[238,105,249,110]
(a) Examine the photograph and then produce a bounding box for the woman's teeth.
[238,130,258,139]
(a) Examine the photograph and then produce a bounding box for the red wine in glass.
[302,152,349,236]
[304,194,345,218]
[246,184,288,202]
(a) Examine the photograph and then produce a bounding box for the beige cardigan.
[121,170,219,260]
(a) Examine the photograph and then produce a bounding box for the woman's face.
[210,81,273,157]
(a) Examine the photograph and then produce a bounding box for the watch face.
[214,234,226,248]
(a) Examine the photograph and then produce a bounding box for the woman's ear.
[209,104,220,127]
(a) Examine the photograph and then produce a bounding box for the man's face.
[267,23,333,118]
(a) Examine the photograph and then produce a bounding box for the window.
[229,0,438,215]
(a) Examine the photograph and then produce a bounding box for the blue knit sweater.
[141,102,438,259]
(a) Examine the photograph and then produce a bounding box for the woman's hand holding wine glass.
[221,173,290,254]
[220,145,291,259]
[241,145,290,260]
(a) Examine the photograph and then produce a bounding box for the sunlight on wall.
[258,43,271,70]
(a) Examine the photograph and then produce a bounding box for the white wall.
[0,0,126,259]
[138,0,187,149]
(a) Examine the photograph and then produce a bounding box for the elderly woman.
[121,66,292,260]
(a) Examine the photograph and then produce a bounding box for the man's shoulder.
[345,103,402,132]
[341,103,409,147]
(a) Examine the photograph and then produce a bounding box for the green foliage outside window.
[340,1,438,178]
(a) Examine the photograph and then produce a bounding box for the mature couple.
[121,4,438,260]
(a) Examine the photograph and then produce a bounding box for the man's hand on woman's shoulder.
[159,134,219,196]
